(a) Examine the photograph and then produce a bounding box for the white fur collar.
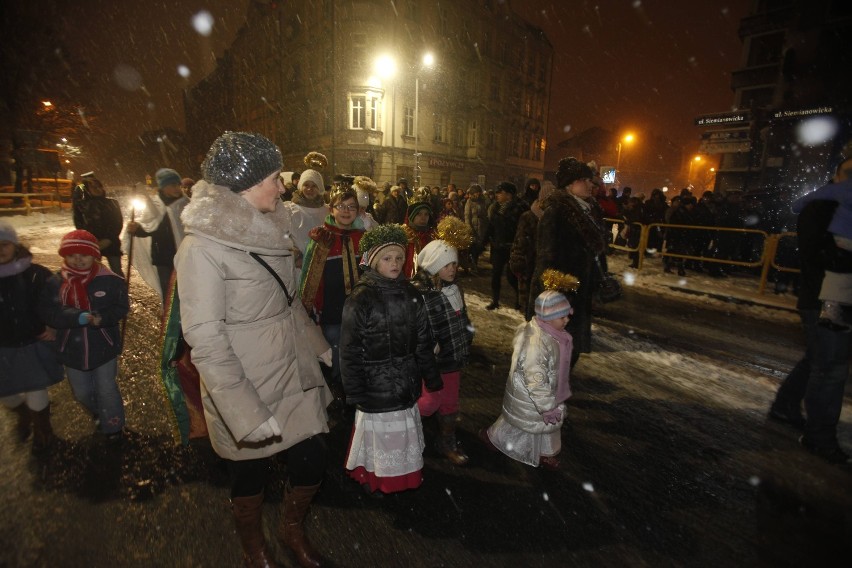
[180,180,294,253]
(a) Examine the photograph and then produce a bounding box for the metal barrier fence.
[604,218,801,294]
[0,192,62,215]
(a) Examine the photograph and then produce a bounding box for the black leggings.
[227,435,327,498]
[490,246,518,302]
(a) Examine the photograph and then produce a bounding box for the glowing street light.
[42,101,53,109]
[615,133,636,175]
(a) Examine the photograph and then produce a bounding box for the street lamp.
[615,133,635,177]
[688,155,702,184]
[414,52,435,187]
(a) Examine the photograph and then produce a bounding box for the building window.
[488,122,497,148]
[747,31,785,67]
[539,56,548,82]
[523,92,532,118]
[522,132,531,159]
[403,106,414,136]
[370,97,379,130]
[490,75,500,102]
[534,136,543,161]
[350,96,365,129]
[453,120,464,147]
[351,32,367,69]
[468,120,478,147]
[433,114,445,143]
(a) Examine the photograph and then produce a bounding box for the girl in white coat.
[481,290,574,470]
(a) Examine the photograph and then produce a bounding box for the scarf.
[291,191,326,208]
[299,216,362,312]
[441,282,463,312]
[0,255,32,278]
[535,316,573,403]
[60,262,100,310]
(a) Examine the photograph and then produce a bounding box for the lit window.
[350,96,365,129]
[370,97,379,130]
[434,115,445,142]
[468,120,478,147]
[403,106,414,137]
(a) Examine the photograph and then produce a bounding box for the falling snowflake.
[582,482,595,492]
[796,116,838,147]
[623,272,636,286]
[748,476,761,487]
[177,65,191,78]
[542,492,550,502]
[192,11,214,37]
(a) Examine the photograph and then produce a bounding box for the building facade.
[696,0,852,196]
[184,0,553,190]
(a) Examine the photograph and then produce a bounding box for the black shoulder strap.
[249,252,294,306]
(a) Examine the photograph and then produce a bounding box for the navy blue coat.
[56,266,129,370]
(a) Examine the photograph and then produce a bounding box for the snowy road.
[2,212,850,567]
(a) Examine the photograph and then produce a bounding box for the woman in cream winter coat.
[175,131,331,568]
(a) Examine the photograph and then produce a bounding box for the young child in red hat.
[55,229,129,441]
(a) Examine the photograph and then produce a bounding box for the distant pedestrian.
[402,201,434,278]
[341,224,442,495]
[529,157,607,368]
[485,181,527,310]
[511,181,555,316]
[0,221,64,453]
[481,290,574,470]
[285,167,328,258]
[769,157,852,465]
[464,184,490,270]
[72,173,124,276]
[125,167,188,305]
[412,227,475,466]
[55,230,129,442]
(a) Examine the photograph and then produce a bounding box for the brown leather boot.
[30,405,55,453]
[232,493,280,568]
[437,413,469,466]
[277,482,323,568]
[10,403,31,442]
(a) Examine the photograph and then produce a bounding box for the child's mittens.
[542,408,563,425]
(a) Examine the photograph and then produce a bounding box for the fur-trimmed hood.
[541,189,607,255]
[180,180,294,254]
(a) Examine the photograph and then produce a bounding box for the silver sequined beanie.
[202,131,283,193]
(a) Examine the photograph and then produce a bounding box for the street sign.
[694,111,751,126]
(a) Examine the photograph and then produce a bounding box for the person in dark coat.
[484,181,528,310]
[73,174,125,276]
[520,177,542,208]
[666,196,698,276]
[768,157,852,465]
[0,221,65,453]
[530,157,607,367]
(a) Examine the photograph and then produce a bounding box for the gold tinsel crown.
[435,216,474,251]
[303,151,328,170]
[351,175,377,196]
[540,269,580,293]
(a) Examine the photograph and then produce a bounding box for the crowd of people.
[2,131,850,567]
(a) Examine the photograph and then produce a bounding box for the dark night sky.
[24,0,750,168]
